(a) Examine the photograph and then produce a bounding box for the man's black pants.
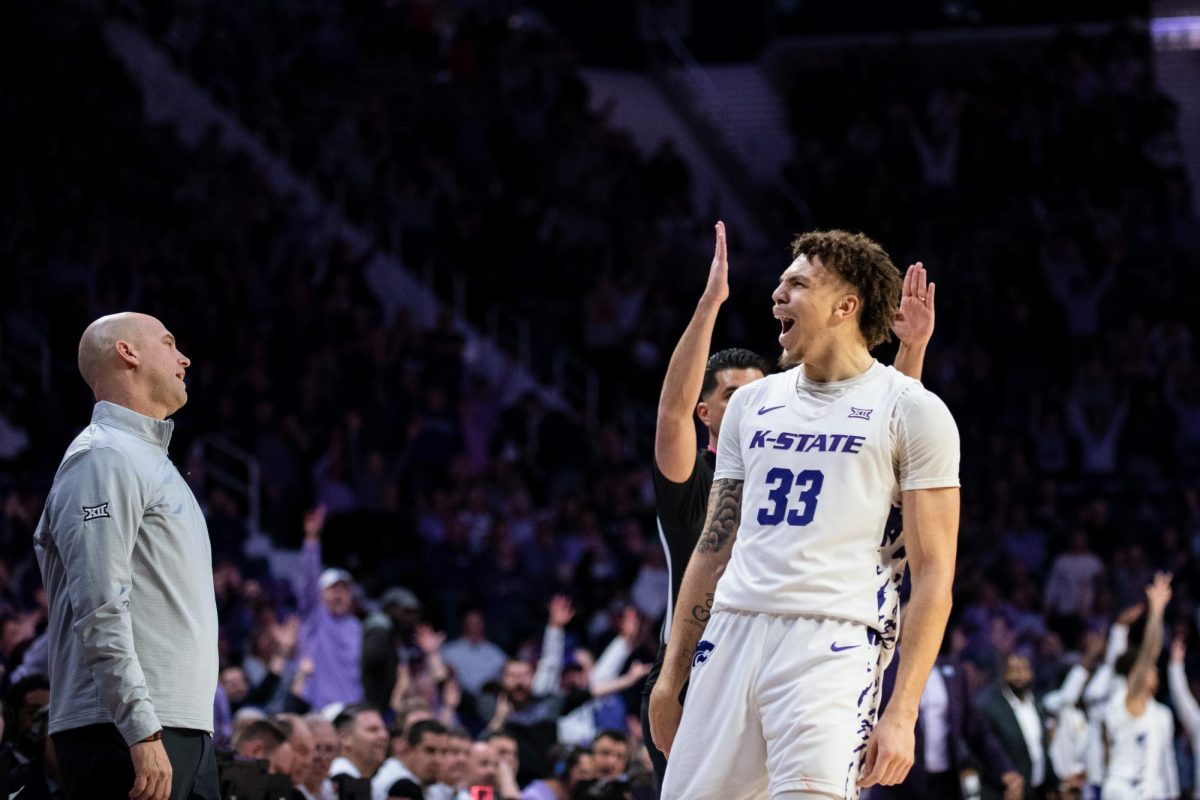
[53,725,219,800]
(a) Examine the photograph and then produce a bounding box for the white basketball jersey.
[713,361,947,641]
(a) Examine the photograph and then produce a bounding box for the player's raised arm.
[892,262,935,381]
[1128,573,1171,701]
[648,475,743,757]
[656,222,730,481]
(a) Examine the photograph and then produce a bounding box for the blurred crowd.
[2,0,1200,798]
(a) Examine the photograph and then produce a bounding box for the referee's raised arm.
[655,222,730,482]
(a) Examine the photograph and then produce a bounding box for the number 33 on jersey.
[711,361,960,644]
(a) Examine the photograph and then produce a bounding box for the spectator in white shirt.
[1102,572,1178,800]
[1168,637,1200,799]
[441,610,508,699]
[1044,531,1106,621]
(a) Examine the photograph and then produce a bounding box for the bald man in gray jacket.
[34,312,219,800]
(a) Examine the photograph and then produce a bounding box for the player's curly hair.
[790,230,902,348]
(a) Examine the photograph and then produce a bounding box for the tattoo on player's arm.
[691,592,714,625]
[695,479,742,554]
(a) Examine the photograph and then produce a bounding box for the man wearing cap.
[299,506,364,709]
[363,587,423,711]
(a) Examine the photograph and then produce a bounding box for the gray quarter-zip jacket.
[34,401,218,744]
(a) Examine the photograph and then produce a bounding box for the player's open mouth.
[779,318,795,335]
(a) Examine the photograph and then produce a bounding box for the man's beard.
[778,346,802,369]
[1007,682,1029,700]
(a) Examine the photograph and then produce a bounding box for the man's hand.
[548,595,575,629]
[302,505,327,542]
[892,263,935,347]
[129,738,172,800]
[701,221,730,306]
[1000,770,1025,800]
[415,624,445,654]
[1146,571,1173,613]
[857,713,915,788]
[648,681,684,759]
[1117,602,1145,627]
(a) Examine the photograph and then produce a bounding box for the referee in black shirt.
[641,223,937,793]
[641,223,769,790]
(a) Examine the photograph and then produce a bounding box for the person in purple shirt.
[298,506,364,709]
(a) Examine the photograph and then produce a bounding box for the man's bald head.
[77,312,191,419]
[78,312,157,390]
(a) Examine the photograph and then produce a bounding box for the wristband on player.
[138,730,163,744]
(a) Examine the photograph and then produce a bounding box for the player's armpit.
[695,478,742,555]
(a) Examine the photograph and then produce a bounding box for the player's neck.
[799,345,874,384]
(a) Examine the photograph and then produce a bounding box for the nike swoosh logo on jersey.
[757,405,785,415]
[830,642,860,652]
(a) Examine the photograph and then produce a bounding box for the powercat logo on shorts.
[692,640,715,668]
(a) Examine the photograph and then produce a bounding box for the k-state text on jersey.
[748,430,867,454]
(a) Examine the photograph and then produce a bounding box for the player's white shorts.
[660,609,890,800]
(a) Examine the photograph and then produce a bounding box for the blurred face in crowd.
[439,735,471,787]
[342,710,389,775]
[591,735,628,781]
[17,688,50,741]
[697,367,764,442]
[1004,654,1034,699]
[465,742,498,788]
[322,579,354,616]
[568,753,596,788]
[502,660,534,705]
[404,730,446,785]
[306,718,338,787]
[286,718,314,787]
[220,666,249,704]
[463,610,486,642]
[268,741,295,776]
[490,734,519,776]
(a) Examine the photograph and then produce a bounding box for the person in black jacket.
[977,654,1057,800]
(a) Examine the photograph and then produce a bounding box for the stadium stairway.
[1151,10,1200,198]
[579,68,769,248]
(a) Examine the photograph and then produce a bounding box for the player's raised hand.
[1146,571,1173,613]
[1117,602,1145,627]
[548,594,575,629]
[857,713,914,788]
[1172,636,1186,664]
[701,221,730,306]
[892,262,935,347]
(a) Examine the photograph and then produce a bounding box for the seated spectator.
[301,713,339,800]
[373,718,447,800]
[520,745,596,800]
[589,730,628,784]
[233,718,295,776]
[426,726,472,800]
[275,713,316,792]
[331,703,389,780]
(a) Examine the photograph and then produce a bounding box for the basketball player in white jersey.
[649,230,960,800]
[1102,572,1178,800]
